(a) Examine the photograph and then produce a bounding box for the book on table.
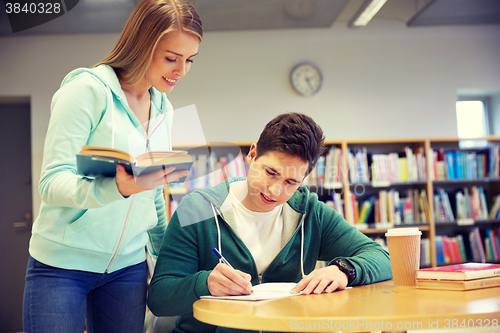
[416,262,500,281]
[416,275,500,291]
[76,145,193,183]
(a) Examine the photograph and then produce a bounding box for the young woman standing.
[23,1,202,332]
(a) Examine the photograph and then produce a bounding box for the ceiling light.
[348,0,388,27]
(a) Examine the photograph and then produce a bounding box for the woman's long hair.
[96,0,202,85]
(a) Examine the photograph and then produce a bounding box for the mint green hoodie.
[29,65,172,273]
[148,177,392,333]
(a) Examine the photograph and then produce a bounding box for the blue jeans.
[23,256,147,333]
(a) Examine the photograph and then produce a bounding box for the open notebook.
[200,282,301,301]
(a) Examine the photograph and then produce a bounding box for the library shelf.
[362,224,431,235]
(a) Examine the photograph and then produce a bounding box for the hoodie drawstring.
[104,85,115,149]
[211,202,307,279]
[300,214,305,278]
[211,203,223,264]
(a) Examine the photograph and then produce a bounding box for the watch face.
[290,63,322,96]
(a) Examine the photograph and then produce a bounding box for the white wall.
[1,19,500,214]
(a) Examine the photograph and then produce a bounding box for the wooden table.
[193,280,500,332]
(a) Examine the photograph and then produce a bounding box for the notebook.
[200,282,302,301]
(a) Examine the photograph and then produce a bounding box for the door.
[0,102,32,332]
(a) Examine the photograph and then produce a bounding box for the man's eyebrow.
[265,166,300,184]
[166,50,198,57]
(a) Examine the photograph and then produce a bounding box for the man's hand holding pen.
[208,247,252,296]
[207,263,252,296]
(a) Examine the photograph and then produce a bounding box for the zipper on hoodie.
[103,109,167,273]
[104,195,136,273]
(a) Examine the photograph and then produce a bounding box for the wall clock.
[290,63,323,96]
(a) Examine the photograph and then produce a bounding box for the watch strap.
[328,258,356,285]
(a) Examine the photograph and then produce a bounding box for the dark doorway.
[0,101,33,332]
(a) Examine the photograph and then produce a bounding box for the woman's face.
[147,31,200,93]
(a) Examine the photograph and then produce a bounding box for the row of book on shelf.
[303,144,500,187]
[170,145,500,194]
[169,151,249,191]
[326,189,432,226]
[166,147,500,226]
[326,186,500,227]
[434,186,500,222]
[304,146,427,186]
[435,227,500,265]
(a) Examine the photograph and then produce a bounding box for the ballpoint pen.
[212,247,253,293]
[212,247,234,269]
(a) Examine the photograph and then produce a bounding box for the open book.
[76,145,192,183]
[200,282,301,301]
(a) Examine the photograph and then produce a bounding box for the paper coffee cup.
[385,227,422,287]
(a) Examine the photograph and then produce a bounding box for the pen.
[212,247,234,269]
[212,247,254,293]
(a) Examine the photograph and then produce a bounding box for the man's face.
[241,144,309,212]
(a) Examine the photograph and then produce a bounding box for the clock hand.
[305,76,314,91]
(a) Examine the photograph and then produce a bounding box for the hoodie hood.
[60,65,168,116]
[58,64,173,153]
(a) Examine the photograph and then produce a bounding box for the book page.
[78,146,133,162]
[200,282,301,301]
[134,150,192,166]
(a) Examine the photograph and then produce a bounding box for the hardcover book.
[416,276,500,291]
[416,263,500,281]
[76,145,193,183]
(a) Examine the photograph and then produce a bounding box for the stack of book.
[416,262,500,291]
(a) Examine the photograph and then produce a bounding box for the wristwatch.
[329,258,356,285]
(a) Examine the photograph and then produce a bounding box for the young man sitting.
[148,113,392,333]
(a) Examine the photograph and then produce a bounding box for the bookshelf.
[428,137,500,266]
[165,137,500,268]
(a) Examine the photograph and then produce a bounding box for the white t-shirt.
[229,181,284,275]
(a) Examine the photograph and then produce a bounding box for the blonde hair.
[96,0,202,85]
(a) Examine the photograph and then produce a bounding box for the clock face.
[290,63,323,96]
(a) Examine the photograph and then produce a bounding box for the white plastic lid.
[385,227,422,237]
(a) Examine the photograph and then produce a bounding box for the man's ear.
[247,143,257,164]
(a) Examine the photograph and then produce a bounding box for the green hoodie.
[148,177,392,333]
[29,64,172,273]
